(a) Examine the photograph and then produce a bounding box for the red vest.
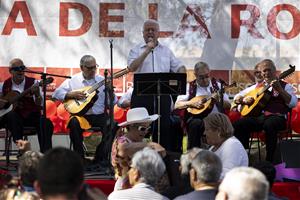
[2,76,41,117]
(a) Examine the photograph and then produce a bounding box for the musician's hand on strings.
[270,79,284,92]
[242,96,254,105]
[30,84,40,97]
[190,101,205,109]
[67,91,86,100]
[234,95,244,105]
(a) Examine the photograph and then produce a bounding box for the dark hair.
[37,147,84,198]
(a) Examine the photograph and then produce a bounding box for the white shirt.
[108,183,169,200]
[128,42,183,73]
[52,72,117,115]
[176,81,230,113]
[209,136,249,179]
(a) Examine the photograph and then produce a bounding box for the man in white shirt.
[108,147,169,200]
[127,19,186,151]
[175,62,231,149]
[233,59,297,162]
[52,55,117,159]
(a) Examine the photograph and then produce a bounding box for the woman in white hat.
[111,107,166,191]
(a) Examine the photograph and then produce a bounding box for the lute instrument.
[240,65,295,117]
[64,68,129,116]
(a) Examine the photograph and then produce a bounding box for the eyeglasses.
[84,64,99,70]
[10,65,26,71]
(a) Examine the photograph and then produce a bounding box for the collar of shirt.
[196,80,213,92]
[79,72,101,85]
[133,183,154,190]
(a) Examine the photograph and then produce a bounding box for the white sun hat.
[118,107,159,127]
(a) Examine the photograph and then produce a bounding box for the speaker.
[274,140,300,168]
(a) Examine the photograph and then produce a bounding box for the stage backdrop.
[0,0,300,96]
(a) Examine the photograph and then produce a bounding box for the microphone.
[148,37,154,52]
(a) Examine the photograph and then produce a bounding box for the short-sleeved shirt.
[127,42,183,73]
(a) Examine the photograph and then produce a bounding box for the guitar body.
[186,95,214,118]
[0,91,22,117]
[240,88,271,117]
[64,86,98,116]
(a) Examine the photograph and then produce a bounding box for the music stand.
[133,73,186,144]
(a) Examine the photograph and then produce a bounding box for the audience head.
[180,147,202,175]
[18,150,43,188]
[194,61,210,87]
[190,150,222,188]
[129,147,165,187]
[216,167,269,200]
[253,161,276,189]
[35,147,84,199]
[0,188,39,200]
[204,112,234,146]
[80,55,98,80]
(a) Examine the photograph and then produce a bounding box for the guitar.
[186,82,236,118]
[240,65,295,117]
[0,77,54,117]
[64,68,129,116]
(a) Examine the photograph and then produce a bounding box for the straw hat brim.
[118,114,159,127]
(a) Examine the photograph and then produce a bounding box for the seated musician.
[232,63,264,112]
[174,61,231,149]
[52,55,117,160]
[0,58,53,153]
[233,59,297,162]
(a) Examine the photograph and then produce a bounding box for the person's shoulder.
[174,191,201,200]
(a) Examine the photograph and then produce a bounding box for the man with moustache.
[127,19,186,151]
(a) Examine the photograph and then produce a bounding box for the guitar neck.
[86,68,129,94]
[87,80,105,94]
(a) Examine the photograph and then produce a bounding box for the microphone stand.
[218,80,225,114]
[109,39,114,137]
[23,68,71,152]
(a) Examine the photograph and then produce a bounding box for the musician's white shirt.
[52,72,117,115]
[175,81,230,113]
